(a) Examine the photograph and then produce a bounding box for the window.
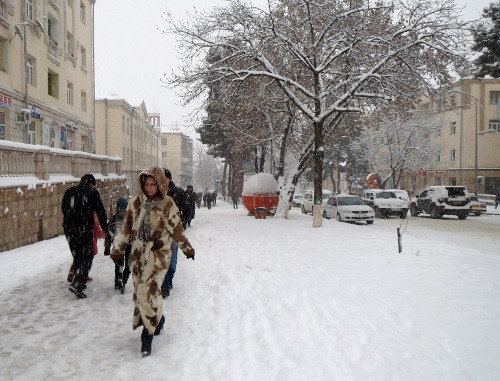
[0,1,7,20]
[80,46,86,68]
[449,177,457,186]
[66,82,73,105]
[489,120,500,132]
[435,176,442,186]
[435,126,441,137]
[450,122,456,135]
[121,115,125,132]
[490,91,500,105]
[161,137,168,145]
[26,0,33,21]
[26,56,35,86]
[450,149,456,162]
[162,151,167,159]
[80,2,85,24]
[47,14,59,42]
[450,95,456,107]
[80,90,86,112]
[28,121,35,144]
[48,70,59,98]
[0,37,7,73]
[436,150,440,162]
[66,31,74,57]
[50,127,55,147]
[0,111,5,140]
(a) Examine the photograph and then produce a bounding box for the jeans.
[162,241,178,291]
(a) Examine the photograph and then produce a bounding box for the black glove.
[189,254,195,261]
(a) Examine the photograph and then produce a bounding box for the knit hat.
[116,197,128,211]
[164,168,172,180]
[80,174,96,186]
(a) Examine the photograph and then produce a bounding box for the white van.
[301,190,333,214]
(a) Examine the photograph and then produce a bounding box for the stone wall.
[0,177,127,252]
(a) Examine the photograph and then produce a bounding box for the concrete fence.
[0,142,127,252]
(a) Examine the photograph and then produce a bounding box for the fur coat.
[110,166,195,335]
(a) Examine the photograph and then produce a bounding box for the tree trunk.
[312,120,324,227]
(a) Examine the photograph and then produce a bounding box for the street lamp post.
[451,89,479,196]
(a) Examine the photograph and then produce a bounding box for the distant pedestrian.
[104,197,131,294]
[495,189,500,209]
[206,191,212,210]
[110,166,195,357]
[185,185,196,225]
[196,192,202,209]
[232,192,239,209]
[62,174,107,299]
[160,168,190,299]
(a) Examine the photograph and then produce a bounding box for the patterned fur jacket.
[110,166,195,335]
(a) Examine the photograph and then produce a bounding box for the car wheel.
[400,210,407,219]
[409,204,418,217]
[366,220,374,225]
[458,211,468,220]
[373,206,382,218]
[336,213,342,222]
[430,205,442,219]
[474,212,481,216]
[323,211,330,219]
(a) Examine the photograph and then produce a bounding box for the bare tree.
[163,0,471,226]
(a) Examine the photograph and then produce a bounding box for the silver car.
[323,194,375,224]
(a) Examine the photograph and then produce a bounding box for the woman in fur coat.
[110,166,195,356]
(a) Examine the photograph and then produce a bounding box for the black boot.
[69,284,87,299]
[154,316,165,336]
[141,328,153,357]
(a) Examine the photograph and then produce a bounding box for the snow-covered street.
[0,202,499,381]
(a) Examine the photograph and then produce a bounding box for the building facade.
[402,78,500,195]
[0,0,96,151]
[159,130,193,188]
[95,98,161,194]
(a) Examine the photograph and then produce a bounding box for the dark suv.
[409,186,471,220]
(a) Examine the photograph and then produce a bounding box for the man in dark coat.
[185,185,196,225]
[161,168,191,298]
[62,174,107,299]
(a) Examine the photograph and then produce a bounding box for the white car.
[302,190,333,214]
[362,189,408,219]
[292,193,304,207]
[323,194,375,224]
[385,189,411,208]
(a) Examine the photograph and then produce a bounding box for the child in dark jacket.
[104,197,131,294]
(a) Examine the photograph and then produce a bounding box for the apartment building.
[95,98,161,194]
[402,78,500,194]
[159,130,193,188]
[0,0,96,151]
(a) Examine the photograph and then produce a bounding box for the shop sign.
[0,94,12,109]
[29,105,41,119]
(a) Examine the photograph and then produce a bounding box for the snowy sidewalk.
[0,202,499,380]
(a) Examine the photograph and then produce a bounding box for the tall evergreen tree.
[473,2,500,78]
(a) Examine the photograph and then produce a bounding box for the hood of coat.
[138,166,168,200]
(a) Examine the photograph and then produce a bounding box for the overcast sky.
[94,0,493,138]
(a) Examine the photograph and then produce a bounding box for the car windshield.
[322,193,332,201]
[338,197,365,206]
[375,191,397,199]
[294,195,303,200]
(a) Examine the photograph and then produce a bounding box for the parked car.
[301,190,333,214]
[385,189,411,208]
[362,189,408,218]
[409,186,471,220]
[469,196,487,216]
[323,194,375,224]
[292,193,304,207]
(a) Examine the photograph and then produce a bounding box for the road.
[367,212,500,254]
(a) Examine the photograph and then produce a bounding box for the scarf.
[138,200,156,242]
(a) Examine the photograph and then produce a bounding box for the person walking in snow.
[185,185,196,226]
[62,174,107,299]
[160,168,190,298]
[104,197,131,294]
[110,166,195,357]
[232,192,239,209]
